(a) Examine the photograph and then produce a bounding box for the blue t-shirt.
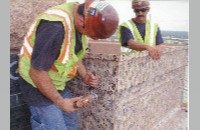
[120,19,163,47]
[19,20,83,106]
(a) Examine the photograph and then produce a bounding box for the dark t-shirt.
[19,20,83,106]
[120,19,163,47]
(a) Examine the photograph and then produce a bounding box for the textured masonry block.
[10,0,66,50]
[10,43,188,130]
[68,42,188,130]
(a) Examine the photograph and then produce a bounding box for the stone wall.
[68,43,188,130]
[10,0,65,51]
[10,42,188,130]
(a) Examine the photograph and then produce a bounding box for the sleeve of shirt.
[156,27,164,45]
[120,26,134,46]
[31,20,64,71]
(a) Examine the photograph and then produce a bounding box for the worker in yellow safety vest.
[117,0,164,59]
[18,0,119,129]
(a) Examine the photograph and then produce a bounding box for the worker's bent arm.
[77,60,88,79]
[77,60,99,87]
[127,39,162,60]
[29,67,81,112]
[127,39,150,51]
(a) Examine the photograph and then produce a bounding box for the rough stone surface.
[88,40,121,55]
[68,43,188,130]
[10,43,188,130]
[10,0,65,51]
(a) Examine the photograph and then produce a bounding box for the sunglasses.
[134,8,149,13]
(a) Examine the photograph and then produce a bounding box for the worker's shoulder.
[149,20,159,26]
[40,20,64,29]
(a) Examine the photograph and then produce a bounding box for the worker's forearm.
[77,60,88,79]
[29,67,64,106]
[127,39,149,51]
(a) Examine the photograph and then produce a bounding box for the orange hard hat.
[85,1,119,39]
[132,0,150,9]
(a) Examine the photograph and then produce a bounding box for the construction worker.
[18,0,119,129]
[117,0,164,59]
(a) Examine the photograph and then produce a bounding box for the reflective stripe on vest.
[19,46,24,57]
[45,9,72,64]
[149,21,155,46]
[19,21,37,58]
[20,9,72,64]
[23,38,33,55]
[120,21,135,53]
[125,21,134,36]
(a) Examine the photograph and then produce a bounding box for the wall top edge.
[85,44,188,61]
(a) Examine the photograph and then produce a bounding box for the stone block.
[10,0,66,50]
[68,43,188,130]
[88,40,121,55]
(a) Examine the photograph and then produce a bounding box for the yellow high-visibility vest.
[117,19,158,54]
[18,2,88,90]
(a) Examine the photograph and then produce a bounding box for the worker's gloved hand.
[146,46,162,60]
[56,97,82,112]
[82,72,99,88]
